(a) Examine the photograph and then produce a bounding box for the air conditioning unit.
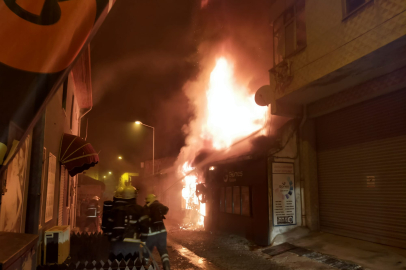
[44,225,70,264]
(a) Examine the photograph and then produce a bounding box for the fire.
[181,162,205,226]
[180,57,267,229]
[203,57,267,149]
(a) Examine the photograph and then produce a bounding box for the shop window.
[241,186,251,216]
[273,0,306,66]
[219,186,251,216]
[225,187,233,214]
[343,0,372,17]
[220,187,225,212]
[62,79,68,111]
[45,153,56,223]
[233,186,241,215]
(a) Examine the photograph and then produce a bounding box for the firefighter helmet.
[123,185,137,199]
[114,186,124,198]
[145,194,157,206]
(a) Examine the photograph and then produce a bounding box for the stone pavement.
[160,220,406,270]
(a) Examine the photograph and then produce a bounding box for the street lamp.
[118,156,122,160]
[135,121,155,175]
[109,171,112,175]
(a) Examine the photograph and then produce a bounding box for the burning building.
[171,0,406,249]
[172,53,291,244]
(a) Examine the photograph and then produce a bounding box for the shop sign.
[272,162,294,174]
[223,170,243,183]
[272,163,296,226]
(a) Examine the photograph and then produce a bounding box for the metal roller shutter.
[316,88,406,249]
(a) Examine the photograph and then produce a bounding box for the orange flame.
[202,57,267,149]
[180,57,267,228]
[181,162,205,226]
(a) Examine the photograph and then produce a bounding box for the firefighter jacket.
[105,197,149,241]
[101,200,114,235]
[124,202,149,239]
[144,200,169,235]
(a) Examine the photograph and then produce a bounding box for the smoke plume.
[176,0,274,167]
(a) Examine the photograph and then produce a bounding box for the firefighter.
[108,184,149,257]
[84,196,100,232]
[101,187,124,237]
[122,185,149,241]
[142,194,170,270]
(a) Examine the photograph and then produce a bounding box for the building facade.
[0,46,97,267]
[265,0,406,248]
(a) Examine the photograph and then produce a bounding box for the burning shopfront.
[173,116,300,246]
[193,118,299,246]
[204,156,269,246]
[170,52,302,245]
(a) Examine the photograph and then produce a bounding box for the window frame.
[70,95,75,130]
[220,187,225,212]
[241,186,251,217]
[45,152,56,223]
[272,0,307,66]
[233,186,241,215]
[342,0,373,20]
[62,79,68,112]
[219,186,251,217]
[225,186,233,214]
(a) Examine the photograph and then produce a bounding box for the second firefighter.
[142,194,170,270]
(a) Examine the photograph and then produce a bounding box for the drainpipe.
[299,105,307,227]
[85,119,89,141]
[80,106,92,120]
[79,106,92,140]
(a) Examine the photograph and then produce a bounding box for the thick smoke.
[88,0,200,176]
[88,0,274,179]
[176,0,274,168]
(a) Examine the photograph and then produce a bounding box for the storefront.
[316,88,406,249]
[205,156,270,246]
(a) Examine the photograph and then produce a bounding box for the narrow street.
[164,224,288,270]
[152,221,406,270]
[1,1,406,270]
[152,221,339,270]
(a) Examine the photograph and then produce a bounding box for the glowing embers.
[203,57,267,150]
[181,162,205,227]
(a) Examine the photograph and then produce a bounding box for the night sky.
[86,0,274,177]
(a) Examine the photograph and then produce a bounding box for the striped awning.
[60,133,99,177]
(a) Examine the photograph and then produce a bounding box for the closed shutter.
[316,88,406,249]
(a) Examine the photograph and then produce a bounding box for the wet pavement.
[70,223,374,270]
[162,222,289,270]
[87,220,404,270]
[152,221,373,270]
